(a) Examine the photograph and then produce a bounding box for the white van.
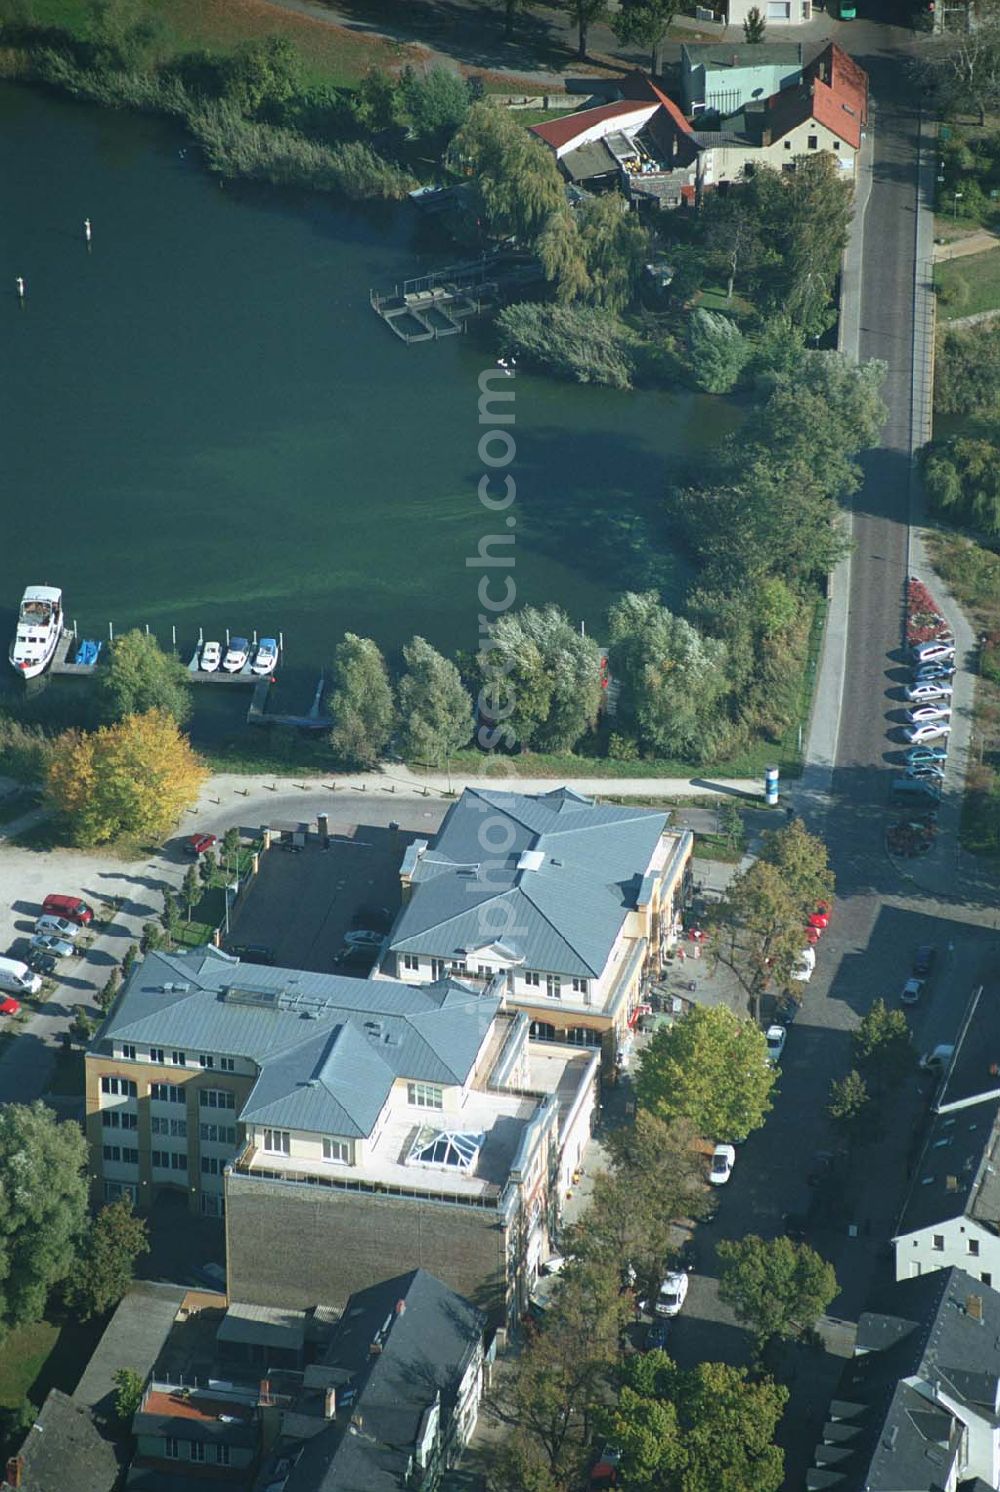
[0,957,41,996]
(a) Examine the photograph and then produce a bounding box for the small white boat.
[252,637,278,676]
[200,640,222,673]
[222,636,250,674]
[9,586,63,679]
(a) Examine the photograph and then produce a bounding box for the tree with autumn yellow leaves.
[46,709,207,846]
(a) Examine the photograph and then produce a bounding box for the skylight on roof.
[406,1127,485,1174]
[517,850,545,873]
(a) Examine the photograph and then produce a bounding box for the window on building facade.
[546,975,561,1000]
[189,1441,205,1463]
[407,1082,444,1110]
[165,1438,179,1460]
[101,1076,137,1097]
[170,1152,187,1172]
[932,1234,945,1251]
[404,954,420,971]
[103,1111,138,1130]
[149,1047,164,1064]
[200,1193,225,1218]
[199,1089,235,1110]
[200,1123,237,1145]
[263,1129,290,1156]
[220,1057,235,1072]
[431,959,445,979]
[119,1043,136,1061]
[103,1181,136,1204]
[103,1145,120,1163]
[323,1138,351,1163]
[199,1054,214,1069]
[201,1156,223,1176]
[571,978,589,998]
[983,1272,993,1286]
[151,1150,169,1169]
[450,960,467,975]
[969,1238,980,1256]
[477,965,491,979]
[807,134,818,150]
[151,1082,185,1104]
[171,1051,186,1066]
[215,1445,231,1467]
[524,971,540,987]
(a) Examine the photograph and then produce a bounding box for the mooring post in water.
[84,219,92,245]
[15,277,24,301]
[109,621,114,643]
[171,625,176,649]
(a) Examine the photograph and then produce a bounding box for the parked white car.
[655,1271,689,1317]
[765,1025,787,1064]
[709,1143,736,1185]
[901,977,924,1005]
[200,640,222,673]
[34,915,81,940]
[912,640,955,664]
[907,704,951,725]
[790,946,816,983]
[906,721,952,744]
[905,682,952,704]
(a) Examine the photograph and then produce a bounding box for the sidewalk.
[932,228,1000,262]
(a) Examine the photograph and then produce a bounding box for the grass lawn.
[0,1313,107,1427]
[935,252,1000,321]
[693,285,754,318]
[22,0,423,87]
[0,1321,60,1409]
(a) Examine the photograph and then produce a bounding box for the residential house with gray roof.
[806,1268,1000,1490]
[87,949,566,1325]
[377,787,692,1064]
[255,1268,485,1492]
[680,41,803,117]
[894,983,1000,1286]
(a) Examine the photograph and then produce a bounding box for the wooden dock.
[49,631,101,678]
[187,649,258,686]
[247,674,332,731]
[370,253,541,344]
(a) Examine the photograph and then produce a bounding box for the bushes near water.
[496,303,639,389]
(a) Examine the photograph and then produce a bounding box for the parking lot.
[224,818,434,974]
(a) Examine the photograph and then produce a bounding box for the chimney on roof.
[395,1299,406,1315]
[324,1387,336,1419]
[967,1293,984,1321]
[5,1458,24,1489]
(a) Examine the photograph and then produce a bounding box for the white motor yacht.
[9,586,63,679]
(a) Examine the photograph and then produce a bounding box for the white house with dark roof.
[86,949,584,1323]
[376,787,693,1062]
[893,984,1000,1288]
[807,1268,1000,1491]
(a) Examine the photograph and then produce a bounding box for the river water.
[0,84,730,727]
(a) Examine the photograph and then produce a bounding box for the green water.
[0,84,731,727]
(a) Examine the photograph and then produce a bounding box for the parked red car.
[808,906,831,930]
[0,997,21,1017]
[41,894,94,926]
[186,833,218,857]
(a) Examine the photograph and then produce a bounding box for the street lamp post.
[953,190,963,217]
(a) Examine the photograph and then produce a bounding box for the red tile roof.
[531,99,657,151]
[764,73,863,151]
[620,72,697,138]
[806,42,868,125]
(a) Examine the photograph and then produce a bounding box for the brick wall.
[225,1173,508,1321]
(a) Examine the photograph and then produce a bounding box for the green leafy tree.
[198,848,217,887]
[67,1199,149,1321]
[221,826,241,866]
[160,889,181,944]
[94,629,192,728]
[0,1397,39,1451]
[925,437,1000,538]
[717,1234,838,1350]
[223,35,301,116]
[743,3,767,39]
[605,1351,787,1492]
[478,604,603,752]
[612,0,679,73]
[608,591,730,761]
[402,66,470,148]
[576,193,650,312]
[852,999,914,1096]
[69,1005,95,1046]
[635,1005,775,1139]
[351,66,399,130]
[140,922,165,955]
[449,102,565,244]
[0,1102,89,1329]
[496,301,638,389]
[564,0,608,56]
[86,0,163,69]
[96,969,121,1014]
[828,1069,876,1148]
[715,858,806,1019]
[397,636,473,766]
[687,310,751,394]
[180,863,201,923]
[113,1367,145,1422]
[538,210,593,304]
[328,634,394,769]
[493,1260,631,1487]
[565,1112,707,1290]
[757,817,834,918]
[46,711,207,848]
[121,944,139,980]
[914,18,1000,125]
[488,0,533,38]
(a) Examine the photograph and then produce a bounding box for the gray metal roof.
[938,982,1000,1112]
[13,1389,119,1492]
[894,1096,1000,1240]
[74,1281,186,1422]
[94,951,499,1139]
[218,1302,306,1351]
[282,1269,484,1492]
[681,41,803,71]
[389,788,670,978]
[807,1269,1000,1491]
